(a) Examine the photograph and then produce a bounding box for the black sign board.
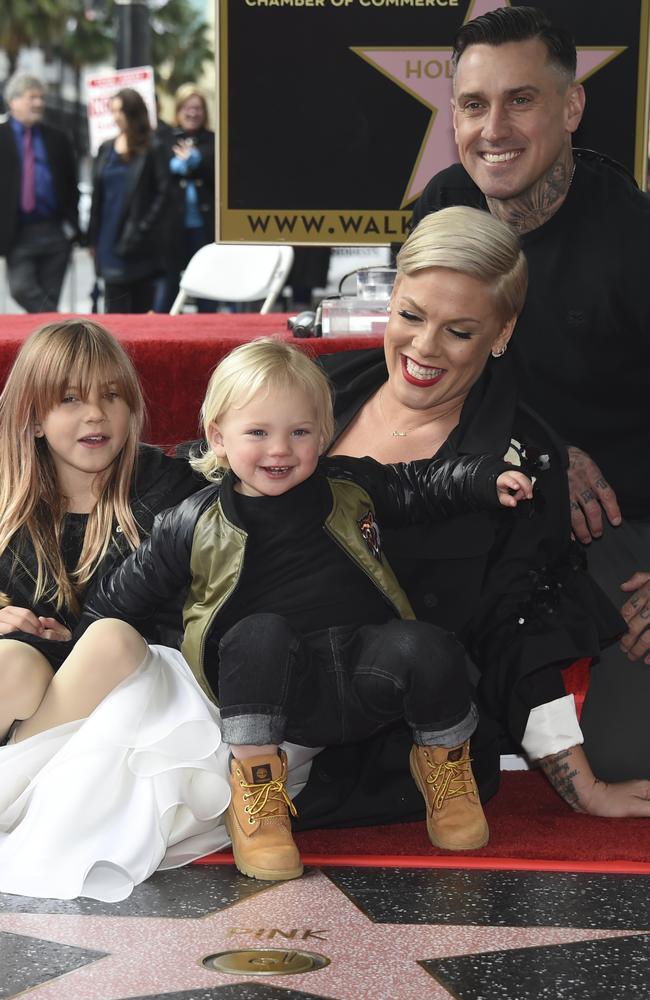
[216,0,650,243]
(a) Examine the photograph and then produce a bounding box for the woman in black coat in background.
[153,84,216,313]
[89,88,168,313]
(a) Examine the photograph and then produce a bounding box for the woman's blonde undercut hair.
[396,206,528,321]
[190,337,334,481]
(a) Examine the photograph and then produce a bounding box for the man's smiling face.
[451,38,584,202]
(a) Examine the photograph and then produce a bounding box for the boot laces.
[242,772,298,819]
[423,752,476,811]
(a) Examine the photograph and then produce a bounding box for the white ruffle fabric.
[0,644,318,902]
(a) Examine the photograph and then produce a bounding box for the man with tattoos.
[410,5,650,813]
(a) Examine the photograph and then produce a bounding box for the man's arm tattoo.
[539,749,581,809]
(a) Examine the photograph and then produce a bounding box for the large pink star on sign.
[353,0,626,206]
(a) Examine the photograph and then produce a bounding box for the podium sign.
[216,0,650,244]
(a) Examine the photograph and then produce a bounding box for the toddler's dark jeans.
[218,613,477,749]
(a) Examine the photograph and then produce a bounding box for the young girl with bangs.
[0,319,232,901]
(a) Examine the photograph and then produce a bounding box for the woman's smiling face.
[384,267,516,414]
[177,96,206,132]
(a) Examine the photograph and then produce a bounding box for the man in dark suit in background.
[0,72,79,312]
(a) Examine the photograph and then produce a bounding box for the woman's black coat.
[159,127,215,270]
[88,138,169,279]
[293,348,622,827]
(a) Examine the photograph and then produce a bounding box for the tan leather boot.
[224,750,303,881]
[410,741,489,851]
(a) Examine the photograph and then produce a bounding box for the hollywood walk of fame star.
[0,869,643,1000]
[353,0,626,206]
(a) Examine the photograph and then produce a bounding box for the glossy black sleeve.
[75,499,196,639]
[327,453,511,525]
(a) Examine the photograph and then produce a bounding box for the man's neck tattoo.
[487,150,576,235]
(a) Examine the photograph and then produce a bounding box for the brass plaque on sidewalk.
[203,947,330,976]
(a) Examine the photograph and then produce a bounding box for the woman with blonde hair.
[0,319,231,900]
[295,205,647,823]
[154,83,216,312]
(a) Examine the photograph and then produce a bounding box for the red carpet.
[197,771,650,875]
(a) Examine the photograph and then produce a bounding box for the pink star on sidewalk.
[0,870,641,1000]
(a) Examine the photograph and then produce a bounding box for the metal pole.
[115,0,151,70]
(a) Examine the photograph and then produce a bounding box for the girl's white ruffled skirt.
[0,644,317,902]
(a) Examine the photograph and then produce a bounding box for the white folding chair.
[169,243,294,315]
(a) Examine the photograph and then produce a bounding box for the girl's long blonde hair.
[0,320,146,615]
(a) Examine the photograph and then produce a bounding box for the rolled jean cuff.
[521,694,583,761]
[414,702,478,748]
[221,712,286,746]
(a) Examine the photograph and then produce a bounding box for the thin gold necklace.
[377,385,460,442]
[377,385,410,437]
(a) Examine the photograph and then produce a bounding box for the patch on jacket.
[358,509,382,561]
[504,437,550,482]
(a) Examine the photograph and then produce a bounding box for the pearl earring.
[491,344,507,358]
